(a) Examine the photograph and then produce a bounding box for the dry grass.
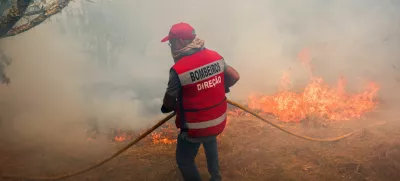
[1,107,400,181]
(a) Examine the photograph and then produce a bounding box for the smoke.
[223,0,400,100]
[0,26,84,138]
[0,0,400,143]
[115,0,400,100]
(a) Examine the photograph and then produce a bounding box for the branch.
[0,0,33,37]
[0,0,73,39]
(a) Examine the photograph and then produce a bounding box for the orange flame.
[111,124,178,145]
[246,48,380,123]
[114,136,128,142]
[150,123,177,144]
[113,130,134,142]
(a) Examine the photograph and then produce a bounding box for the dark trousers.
[176,133,222,181]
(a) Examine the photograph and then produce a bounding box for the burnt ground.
[0,105,400,181]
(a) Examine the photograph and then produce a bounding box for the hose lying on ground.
[227,100,387,142]
[0,112,176,181]
[0,99,386,180]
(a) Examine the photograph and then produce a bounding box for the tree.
[0,0,71,39]
[59,0,128,69]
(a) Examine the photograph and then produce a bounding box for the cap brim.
[161,36,169,42]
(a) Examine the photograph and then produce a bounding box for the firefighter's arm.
[161,69,179,113]
[224,64,240,91]
[161,93,176,113]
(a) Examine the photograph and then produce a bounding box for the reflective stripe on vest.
[178,59,225,86]
[186,112,227,129]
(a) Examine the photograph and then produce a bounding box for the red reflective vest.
[172,48,227,137]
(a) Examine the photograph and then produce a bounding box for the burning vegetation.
[150,123,177,144]
[231,48,380,125]
[112,129,135,142]
[107,123,178,145]
[93,48,380,144]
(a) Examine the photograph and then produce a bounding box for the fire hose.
[0,99,386,180]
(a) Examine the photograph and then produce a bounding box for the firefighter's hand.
[225,86,230,93]
[161,105,173,113]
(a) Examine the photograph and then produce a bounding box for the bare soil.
[0,106,400,181]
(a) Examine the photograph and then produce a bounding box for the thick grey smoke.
[0,0,400,141]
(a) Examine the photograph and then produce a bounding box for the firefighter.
[160,22,240,181]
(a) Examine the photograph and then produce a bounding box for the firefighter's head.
[161,22,196,51]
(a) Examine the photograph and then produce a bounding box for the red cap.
[161,22,196,42]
